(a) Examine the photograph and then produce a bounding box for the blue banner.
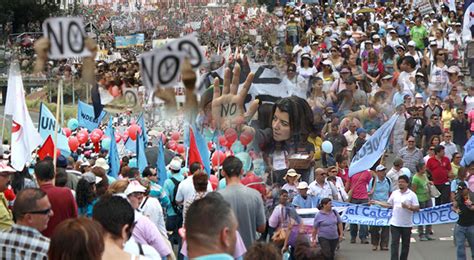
[340,203,458,226]
[349,114,399,177]
[77,100,107,132]
[38,103,70,157]
[105,117,120,178]
[115,34,145,49]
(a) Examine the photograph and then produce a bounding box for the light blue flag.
[137,113,148,145]
[124,138,136,153]
[348,114,399,177]
[136,132,148,174]
[77,100,107,132]
[157,138,168,187]
[461,136,474,167]
[105,117,120,178]
[38,103,70,157]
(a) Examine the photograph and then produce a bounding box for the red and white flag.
[4,64,42,170]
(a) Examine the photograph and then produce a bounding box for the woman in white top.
[428,49,449,96]
[297,53,318,79]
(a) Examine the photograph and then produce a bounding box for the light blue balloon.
[67,118,79,130]
[101,138,111,150]
[321,141,333,154]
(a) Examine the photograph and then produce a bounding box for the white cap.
[93,158,110,171]
[124,180,147,196]
[322,59,333,66]
[408,41,416,47]
[376,165,387,171]
[169,158,182,171]
[297,181,309,189]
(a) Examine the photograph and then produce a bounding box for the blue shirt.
[163,174,185,216]
[194,254,234,260]
[149,182,171,211]
[292,194,318,209]
[368,177,391,202]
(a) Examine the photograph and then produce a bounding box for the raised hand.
[211,63,259,132]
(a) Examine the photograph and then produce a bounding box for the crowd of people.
[1,0,474,260]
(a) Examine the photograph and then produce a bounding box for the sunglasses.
[24,208,52,215]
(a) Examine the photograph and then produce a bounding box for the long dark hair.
[76,179,96,208]
[11,167,34,194]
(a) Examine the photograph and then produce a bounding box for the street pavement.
[336,224,459,260]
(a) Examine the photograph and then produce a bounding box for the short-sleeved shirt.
[292,194,318,209]
[313,210,341,240]
[426,156,452,185]
[388,189,419,227]
[219,184,266,249]
[450,119,469,146]
[348,170,372,200]
[368,176,391,202]
[422,125,443,147]
[412,174,430,202]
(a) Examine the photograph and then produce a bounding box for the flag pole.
[53,80,62,174]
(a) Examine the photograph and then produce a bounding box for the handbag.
[272,207,288,247]
[428,183,441,198]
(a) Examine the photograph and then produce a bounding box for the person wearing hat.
[0,161,15,230]
[387,29,404,49]
[93,157,116,184]
[368,165,391,251]
[409,17,429,50]
[76,172,102,218]
[297,53,318,80]
[329,67,351,102]
[406,41,423,67]
[282,169,301,201]
[316,59,339,93]
[292,181,318,209]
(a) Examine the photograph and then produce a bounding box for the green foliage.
[1,0,60,33]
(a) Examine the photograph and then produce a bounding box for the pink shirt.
[348,170,372,200]
[133,213,172,257]
[469,110,474,131]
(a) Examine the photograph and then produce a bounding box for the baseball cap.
[124,180,147,196]
[448,66,460,75]
[376,165,387,171]
[297,181,309,190]
[356,128,367,135]
[407,41,416,47]
[82,172,102,184]
[169,158,182,171]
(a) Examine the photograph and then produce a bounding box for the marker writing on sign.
[46,20,85,55]
[220,103,237,117]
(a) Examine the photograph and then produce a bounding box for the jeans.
[435,184,451,205]
[370,226,390,248]
[418,200,433,237]
[166,215,184,260]
[350,198,369,240]
[390,225,412,260]
[454,224,474,260]
[319,237,339,260]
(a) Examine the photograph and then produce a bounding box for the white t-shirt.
[388,189,419,227]
[124,237,156,260]
[175,175,213,203]
[139,196,167,237]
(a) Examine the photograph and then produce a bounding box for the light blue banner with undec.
[77,100,107,132]
[115,34,145,48]
[349,114,399,177]
[340,203,458,226]
[38,103,71,156]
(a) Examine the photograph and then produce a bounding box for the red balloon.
[90,132,101,143]
[77,132,88,144]
[68,136,79,152]
[80,129,88,135]
[224,128,238,145]
[168,140,178,150]
[115,133,122,143]
[218,136,228,147]
[128,124,141,141]
[239,131,254,146]
[211,150,226,166]
[171,131,180,141]
[207,141,213,150]
[110,85,121,97]
[209,174,218,190]
[177,144,185,154]
[92,129,103,138]
[63,128,72,137]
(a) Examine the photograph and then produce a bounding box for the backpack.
[371,176,391,191]
[170,178,183,215]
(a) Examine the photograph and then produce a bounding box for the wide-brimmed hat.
[284,169,301,180]
[297,181,309,189]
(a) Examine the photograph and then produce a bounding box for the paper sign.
[42,17,91,60]
[249,29,257,36]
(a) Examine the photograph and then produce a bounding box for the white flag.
[4,64,42,170]
[463,2,474,42]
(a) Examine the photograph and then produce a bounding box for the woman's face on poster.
[272,108,291,142]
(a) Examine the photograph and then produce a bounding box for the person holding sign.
[370,175,420,260]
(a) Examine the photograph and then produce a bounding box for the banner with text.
[38,103,71,156]
[115,34,145,49]
[77,100,107,132]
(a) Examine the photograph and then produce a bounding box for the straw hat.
[283,169,301,180]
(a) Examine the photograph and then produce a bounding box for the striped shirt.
[0,224,50,260]
[397,147,424,175]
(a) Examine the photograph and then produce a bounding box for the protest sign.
[349,114,399,177]
[115,34,145,48]
[38,103,71,156]
[340,203,458,226]
[152,38,175,49]
[42,17,91,60]
[415,0,434,16]
[77,100,107,132]
[139,34,204,89]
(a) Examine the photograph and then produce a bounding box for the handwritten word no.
[220,103,237,117]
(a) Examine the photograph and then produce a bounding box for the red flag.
[37,135,55,160]
[187,127,203,167]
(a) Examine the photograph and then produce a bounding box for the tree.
[2,0,59,34]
